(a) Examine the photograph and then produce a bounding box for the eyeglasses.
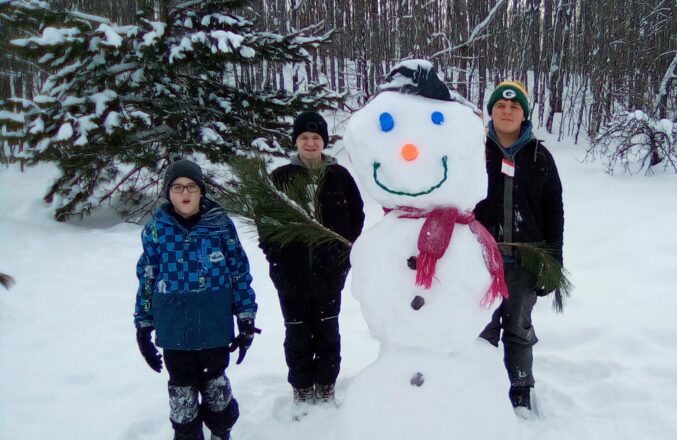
[170,183,200,194]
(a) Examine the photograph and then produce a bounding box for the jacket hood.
[487,120,535,156]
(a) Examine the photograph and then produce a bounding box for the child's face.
[169,177,201,218]
[296,131,325,162]
[491,99,525,137]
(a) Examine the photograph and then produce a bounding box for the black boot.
[509,385,532,410]
[172,417,204,440]
[208,431,230,440]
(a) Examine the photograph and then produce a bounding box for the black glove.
[228,318,261,365]
[536,288,549,297]
[136,327,163,373]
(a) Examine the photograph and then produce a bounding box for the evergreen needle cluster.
[502,241,573,313]
[222,156,352,250]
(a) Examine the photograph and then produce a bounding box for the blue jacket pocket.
[152,293,187,349]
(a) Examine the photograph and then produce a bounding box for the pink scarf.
[385,206,508,308]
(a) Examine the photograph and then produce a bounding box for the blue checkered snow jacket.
[134,198,257,350]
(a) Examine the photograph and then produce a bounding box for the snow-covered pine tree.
[0,0,342,221]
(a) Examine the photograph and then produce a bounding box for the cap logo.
[502,89,517,99]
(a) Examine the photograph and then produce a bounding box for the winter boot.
[169,384,203,440]
[209,431,230,440]
[172,418,204,440]
[315,383,335,403]
[508,385,532,410]
[292,387,315,421]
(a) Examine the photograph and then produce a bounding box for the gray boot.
[292,387,315,421]
[315,383,335,403]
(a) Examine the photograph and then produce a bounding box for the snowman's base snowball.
[339,341,516,440]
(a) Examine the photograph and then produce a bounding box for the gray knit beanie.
[162,159,206,200]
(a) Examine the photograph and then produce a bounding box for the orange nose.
[401,143,419,161]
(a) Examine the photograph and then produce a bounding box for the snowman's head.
[344,62,487,211]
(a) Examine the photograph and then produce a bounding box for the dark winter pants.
[278,292,342,389]
[480,263,539,388]
[164,347,239,439]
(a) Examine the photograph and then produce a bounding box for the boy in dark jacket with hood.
[259,111,365,419]
[134,159,258,440]
[475,81,564,412]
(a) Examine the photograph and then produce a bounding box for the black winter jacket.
[259,156,365,296]
[474,124,564,265]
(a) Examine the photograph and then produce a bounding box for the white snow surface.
[96,24,124,48]
[2,127,677,439]
[91,90,117,116]
[11,27,82,47]
[55,122,73,141]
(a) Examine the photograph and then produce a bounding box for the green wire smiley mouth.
[372,156,448,197]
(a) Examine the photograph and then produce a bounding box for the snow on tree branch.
[0,0,342,221]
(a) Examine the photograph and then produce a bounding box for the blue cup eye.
[431,111,444,125]
[379,112,395,132]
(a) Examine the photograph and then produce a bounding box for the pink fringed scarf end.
[469,220,509,308]
[415,252,437,289]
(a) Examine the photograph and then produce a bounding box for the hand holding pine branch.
[221,156,352,249]
[500,242,573,313]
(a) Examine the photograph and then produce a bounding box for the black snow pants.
[164,347,239,440]
[480,263,539,388]
[278,292,342,389]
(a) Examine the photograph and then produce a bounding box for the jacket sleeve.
[224,218,258,321]
[134,225,158,329]
[541,154,564,265]
[345,171,366,244]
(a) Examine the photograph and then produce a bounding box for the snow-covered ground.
[1,127,676,440]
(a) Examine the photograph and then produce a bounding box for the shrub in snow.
[0,273,15,289]
[0,0,341,221]
[587,110,676,175]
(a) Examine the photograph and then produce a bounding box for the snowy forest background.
[1,0,675,225]
[3,0,675,131]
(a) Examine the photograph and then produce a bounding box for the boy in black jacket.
[475,81,564,412]
[259,112,365,420]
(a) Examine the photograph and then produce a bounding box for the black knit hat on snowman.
[377,60,480,115]
[487,80,530,119]
[378,60,451,101]
[292,112,329,147]
[162,159,206,200]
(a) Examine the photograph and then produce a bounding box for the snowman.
[340,60,517,439]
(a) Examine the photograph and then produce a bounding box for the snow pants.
[480,263,539,388]
[164,347,239,440]
[278,292,342,389]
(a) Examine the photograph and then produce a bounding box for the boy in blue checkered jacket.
[134,159,258,440]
